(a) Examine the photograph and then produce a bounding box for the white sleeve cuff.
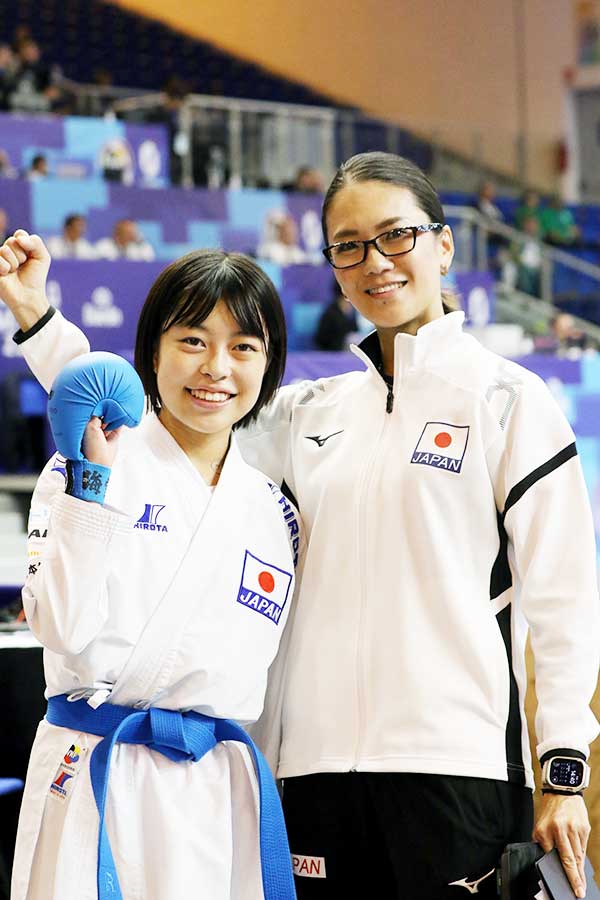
[51,492,133,543]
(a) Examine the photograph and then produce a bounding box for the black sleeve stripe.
[13,306,56,345]
[502,442,577,521]
[490,511,511,601]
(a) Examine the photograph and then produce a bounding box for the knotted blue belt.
[46,694,295,900]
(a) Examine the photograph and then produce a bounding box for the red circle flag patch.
[411,422,470,474]
[258,571,275,593]
[237,551,293,625]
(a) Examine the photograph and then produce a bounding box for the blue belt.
[47,694,295,900]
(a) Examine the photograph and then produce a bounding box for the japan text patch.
[411,422,470,473]
[237,551,292,625]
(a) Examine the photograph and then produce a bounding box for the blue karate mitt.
[48,353,145,504]
[48,352,145,461]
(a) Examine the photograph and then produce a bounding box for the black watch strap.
[542,788,584,797]
[539,747,586,766]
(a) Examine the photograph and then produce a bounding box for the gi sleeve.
[488,371,600,761]
[249,490,306,774]
[13,307,90,392]
[23,453,132,656]
[249,545,306,776]
[249,606,294,776]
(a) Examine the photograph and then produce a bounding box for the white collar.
[351,311,465,380]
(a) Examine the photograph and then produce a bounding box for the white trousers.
[12,720,264,900]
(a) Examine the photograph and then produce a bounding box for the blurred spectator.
[552,313,590,353]
[293,166,324,194]
[314,289,358,351]
[191,140,230,189]
[11,25,33,53]
[96,218,156,261]
[475,180,504,222]
[77,68,116,117]
[514,189,543,232]
[257,211,308,265]
[46,214,98,260]
[9,39,56,113]
[474,180,507,272]
[0,208,8,243]
[282,166,324,193]
[0,148,17,179]
[25,153,48,180]
[503,216,542,296]
[0,43,17,111]
[535,313,598,356]
[144,76,190,185]
[205,145,228,189]
[98,140,135,184]
[540,195,581,247]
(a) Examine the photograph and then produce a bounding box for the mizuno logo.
[448,868,495,894]
[305,430,344,448]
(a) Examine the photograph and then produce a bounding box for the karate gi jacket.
[13,407,299,900]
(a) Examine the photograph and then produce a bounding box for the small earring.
[441,266,448,276]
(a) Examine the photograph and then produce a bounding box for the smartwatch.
[541,756,590,794]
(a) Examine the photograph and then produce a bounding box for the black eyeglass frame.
[322,223,445,269]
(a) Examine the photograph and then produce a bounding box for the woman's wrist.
[65,459,112,505]
[9,295,51,332]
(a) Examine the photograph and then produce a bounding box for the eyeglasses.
[323,224,444,270]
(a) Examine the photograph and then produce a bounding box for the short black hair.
[135,249,287,429]
[64,213,84,228]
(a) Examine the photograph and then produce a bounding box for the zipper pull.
[386,382,394,414]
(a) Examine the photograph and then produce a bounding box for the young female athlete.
[0,235,299,900]
[2,152,599,899]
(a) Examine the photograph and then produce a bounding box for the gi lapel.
[109,437,250,707]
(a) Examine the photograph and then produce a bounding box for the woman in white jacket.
[2,153,599,899]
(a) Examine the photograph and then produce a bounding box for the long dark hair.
[135,249,287,428]
[322,152,458,313]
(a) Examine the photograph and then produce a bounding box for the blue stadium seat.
[0,0,336,106]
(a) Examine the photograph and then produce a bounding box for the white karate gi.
[12,412,299,900]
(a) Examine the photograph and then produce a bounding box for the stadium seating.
[0,0,334,105]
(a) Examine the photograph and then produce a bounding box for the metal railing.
[55,80,526,194]
[11,76,600,316]
[175,93,337,189]
[444,205,600,307]
[494,285,600,345]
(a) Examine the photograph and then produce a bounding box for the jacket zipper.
[352,380,395,769]
[386,381,394,413]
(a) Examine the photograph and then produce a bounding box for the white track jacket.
[12,408,298,900]
[15,308,600,793]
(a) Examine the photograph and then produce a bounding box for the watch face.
[549,758,585,788]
